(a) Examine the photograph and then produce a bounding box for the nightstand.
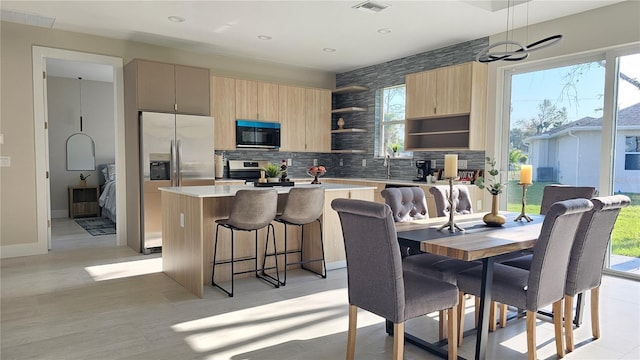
[68,186,100,218]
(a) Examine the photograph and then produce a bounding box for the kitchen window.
[378,84,411,157]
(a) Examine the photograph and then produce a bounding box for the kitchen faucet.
[384,154,391,179]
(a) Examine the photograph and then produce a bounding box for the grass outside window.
[506,180,640,258]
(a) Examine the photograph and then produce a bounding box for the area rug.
[75,217,116,236]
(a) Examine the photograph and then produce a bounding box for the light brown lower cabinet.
[161,186,374,298]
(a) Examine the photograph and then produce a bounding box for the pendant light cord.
[79,77,83,132]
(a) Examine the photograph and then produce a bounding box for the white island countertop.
[158,183,376,198]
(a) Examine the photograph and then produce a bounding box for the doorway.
[32,46,127,250]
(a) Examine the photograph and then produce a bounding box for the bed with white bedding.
[98,164,116,222]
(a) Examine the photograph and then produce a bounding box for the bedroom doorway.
[32,46,126,250]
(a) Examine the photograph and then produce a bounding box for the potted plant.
[391,143,400,157]
[262,162,282,183]
[475,157,506,226]
[79,173,90,187]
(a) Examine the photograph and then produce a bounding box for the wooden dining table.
[394,212,544,360]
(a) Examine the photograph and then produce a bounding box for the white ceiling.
[2,0,626,76]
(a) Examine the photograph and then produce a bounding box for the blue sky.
[510,53,640,128]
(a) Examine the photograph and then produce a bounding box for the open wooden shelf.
[331,149,366,154]
[332,85,368,94]
[331,128,367,133]
[331,107,367,114]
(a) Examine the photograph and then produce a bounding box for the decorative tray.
[253,181,295,187]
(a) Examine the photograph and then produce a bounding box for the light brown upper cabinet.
[304,88,331,152]
[406,62,475,118]
[211,76,236,150]
[235,79,279,121]
[405,62,487,151]
[129,59,210,116]
[278,84,306,152]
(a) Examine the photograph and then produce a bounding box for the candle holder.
[438,177,465,233]
[514,182,533,222]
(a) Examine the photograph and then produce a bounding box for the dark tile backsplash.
[217,37,490,181]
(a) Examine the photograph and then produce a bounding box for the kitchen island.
[160,183,374,297]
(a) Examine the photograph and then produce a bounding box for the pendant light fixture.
[78,77,84,132]
[476,0,562,63]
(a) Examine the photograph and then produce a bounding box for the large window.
[378,85,411,157]
[503,49,640,278]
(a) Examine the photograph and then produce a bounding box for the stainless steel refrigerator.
[139,111,214,253]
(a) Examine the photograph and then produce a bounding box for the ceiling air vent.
[352,1,390,13]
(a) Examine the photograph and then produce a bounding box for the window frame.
[377,84,412,158]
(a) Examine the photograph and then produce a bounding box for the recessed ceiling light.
[323,48,336,53]
[168,16,185,23]
[377,28,392,34]
[257,35,272,40]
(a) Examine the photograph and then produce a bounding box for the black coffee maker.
[413,160,430,182]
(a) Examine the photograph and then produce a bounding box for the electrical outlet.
[362,159,366,167]
[180,213,185,228]
[459,160,468,169]
[287,158,292,166]
[0,134,4,144]
[431,160,436,169]
[339,158,343,166]
[313,159,318,166]
[0,156,10,167]
[477,200,482,211]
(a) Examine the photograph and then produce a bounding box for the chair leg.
[500,303,508,328]
[565,295,575,352]
[591,287,600,339]
[489,301,497,332]
[282,223,289,285]
[211,224,220,286]
[393,322,405,360]
[439,310,446,341]
[457,291,465,346]
[526,310,537,360]
[553,300,565,358]
[474,296,480,328]
[447,306,458,360]
[300,219,327,278]
[211,225,235,297]
[347,305,357,360]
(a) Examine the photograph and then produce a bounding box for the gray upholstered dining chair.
[456,199,593,360]
[381,187,429,223]
[493,184,597,327]
[539,184,596,215]
[211,189,280,297]
[503,195,630,352]
[331,198,459,360]
[382,186,478,342]
[429,185,473,217]
[263,187,326,286]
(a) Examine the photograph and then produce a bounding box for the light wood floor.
[1,220,639,360]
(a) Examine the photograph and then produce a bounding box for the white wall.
[47,76,115,217]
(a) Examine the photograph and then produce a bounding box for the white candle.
[520,165,533,184]
[444,154,458,178]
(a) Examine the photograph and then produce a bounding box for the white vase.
[267,177,280,183]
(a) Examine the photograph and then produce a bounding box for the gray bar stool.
[211,189,280,297]
[263,187,326,286]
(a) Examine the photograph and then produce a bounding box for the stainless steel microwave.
[236,120,281,149]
